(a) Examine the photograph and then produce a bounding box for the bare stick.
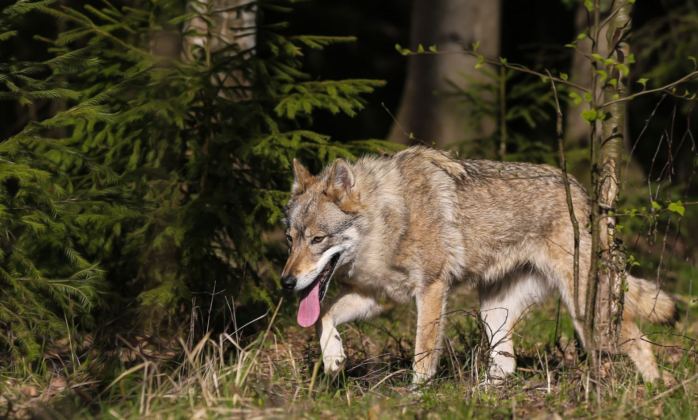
[547,70,581,318]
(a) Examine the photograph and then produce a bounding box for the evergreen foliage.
[0,0,393,359]
[0,0,138,360]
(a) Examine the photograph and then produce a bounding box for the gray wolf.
[280,146,676,384]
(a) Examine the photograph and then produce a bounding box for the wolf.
[280,146,676,384]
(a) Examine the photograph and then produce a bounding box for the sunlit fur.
[282,146,677,384]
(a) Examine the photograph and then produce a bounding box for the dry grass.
[1,288,697,419]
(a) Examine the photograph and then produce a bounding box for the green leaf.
[569,92,582,105]
[616,63,629,76]
[499,57,508,64]
[581,109,598,122]
[612,93,619,100]
[584,0,594,11]
[689,56,697,69]
[652,201,662,211]
[627,54,636,64]
[395,44,410,55]
[417,44,424,53]
[668,201,685,216]
[475,55,485,69]
[472,41,480,52]
[577,32,587,40]
[429,45,437,52]
[560,73,568,81]
[636,78,649,87]
[597,70,608,82]
[608,78,618,88]
[584,92,593,102]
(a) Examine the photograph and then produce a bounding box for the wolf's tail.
[625,275,678,325]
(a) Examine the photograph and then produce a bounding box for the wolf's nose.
[280,275,297,290]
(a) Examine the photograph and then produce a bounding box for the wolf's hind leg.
[316,286,381,374]
[413,277,449,384]
[478,271,549,380]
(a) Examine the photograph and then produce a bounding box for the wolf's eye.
[286,234,293,243]
[312,236,325,244]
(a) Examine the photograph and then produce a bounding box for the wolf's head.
[281,158,361,327]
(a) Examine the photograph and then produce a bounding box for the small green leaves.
[417,44,424,53]
[473,41,480,52]
[627,0,635,3]
[429,45,437,52]
[569,92,582,105]
[584,92,593,102]
[608,78,618,88]
[395,44,410,55]
[577,32,587,40]
[652,201,662,211]
[582,109,598,122]
[597,70,608,82]
[636,78,649,88]
[584,0,594,11]
[616,63,629,76]
[688,56,697,69]
[475,54,485,69]
[409,132,415,139]
[560,72,568,81]
[499,57,508,64]
[668,201,685,216]
[627,54,636,64]
[627,255,640,268]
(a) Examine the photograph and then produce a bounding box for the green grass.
[1,288,697,419]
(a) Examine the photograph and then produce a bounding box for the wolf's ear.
[325,159,355,202]
[292,158,316,195]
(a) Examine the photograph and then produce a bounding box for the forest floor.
[2,287,697,419]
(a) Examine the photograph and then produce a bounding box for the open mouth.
[297,253,341,328]
[317,253,340,302]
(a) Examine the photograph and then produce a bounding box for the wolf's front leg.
[315,286,381,374]
[413,278,448,384]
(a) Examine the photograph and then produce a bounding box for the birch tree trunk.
[593,0,632,352]
[388,0,500,149]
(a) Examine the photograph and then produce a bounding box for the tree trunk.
[593,0,632,352]
[565,0,610,148]
[182,0,254,99]
[388,0,500,149]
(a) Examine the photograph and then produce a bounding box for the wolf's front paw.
[321,332,346,374]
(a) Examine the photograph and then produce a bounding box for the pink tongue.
[297,280,321,328]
